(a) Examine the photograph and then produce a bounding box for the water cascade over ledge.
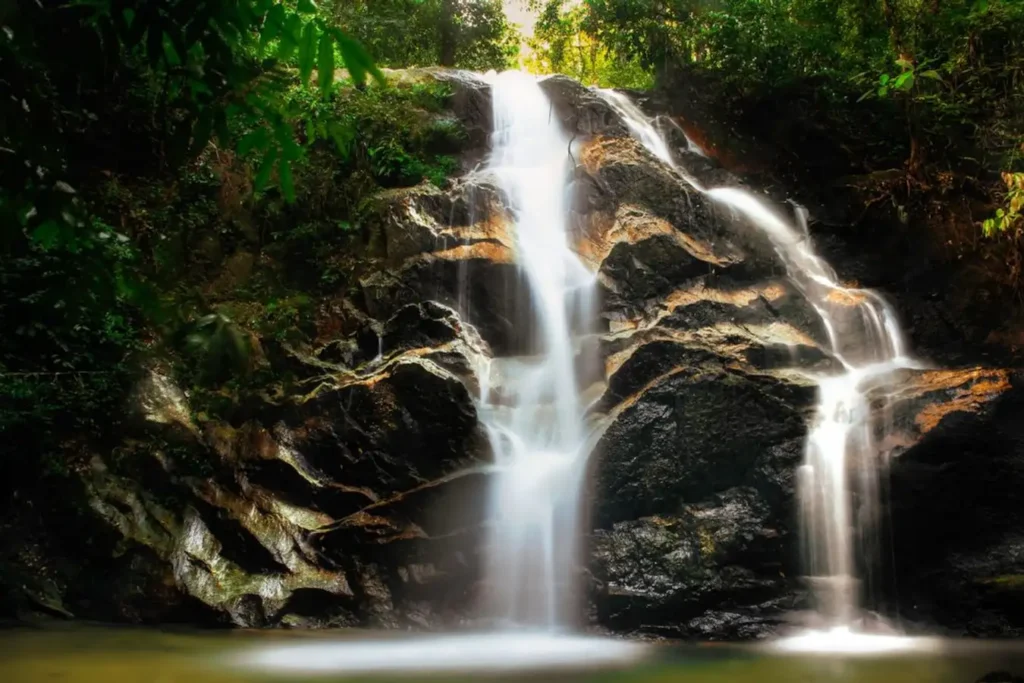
[597,88,921,640]
[476,71,597,629]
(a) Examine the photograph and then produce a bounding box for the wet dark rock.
[594,367,812,526]
[361,255,531,356]
[128,369,200,443]
[579,138,729,248]
[887,379,1024,635]
[59,291,495,628]
[746,439,804,509]
[433,70,492,162]
[228,594,267,628]
[539,75,629,139]
[385,302,485,359]
[362,181,505,263]
[276,588,361,628]
[598,340,720,411]
[600,235,712,310]
[316,338,361,367]
[344,301,489,377]
[682,609,785,640]
[977,672,1024,683]
[592,487,796,637]
[288,360,481,496]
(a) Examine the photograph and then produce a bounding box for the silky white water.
[235,633,642,674]
[598,88,919,632]
[476,71,597,628]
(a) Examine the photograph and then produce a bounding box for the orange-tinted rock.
[909,368,1013,434]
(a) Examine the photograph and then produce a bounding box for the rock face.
[592,486,794,639]
[8,71,1020,637]
[886,369,1024,636]
[80,300,491,628]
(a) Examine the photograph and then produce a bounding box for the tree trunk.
[881,0,925,176]
[906,99,926,177]
[439,0,457,67]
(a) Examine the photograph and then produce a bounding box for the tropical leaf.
[317,31,335,93]
[327,120,354,156]
[254,145,278,191]
[238,127,270,156]
[298,21,316,83]
[260,3,285,47]
[894,71,914,91]
[30,221,62,250]
[276,123,303,160]
[332,28,384,86]
[277,13,302,59]
[165,27,187,66]
[184,313,250,381]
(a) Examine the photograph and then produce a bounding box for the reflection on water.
[2,624,1024,683]
[233,632,643,674]
[771,627,940,655]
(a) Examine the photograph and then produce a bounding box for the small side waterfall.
[476,71,596,629]
[598,89,919,636]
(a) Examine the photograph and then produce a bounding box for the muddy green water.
[3,624,1024,683]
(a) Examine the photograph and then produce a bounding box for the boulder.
[538,75,629,139]
[592,487,795,639]
[73,298,494,628]
[885,370,1024,635]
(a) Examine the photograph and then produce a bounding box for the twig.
[853,193,889,226]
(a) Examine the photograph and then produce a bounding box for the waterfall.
[476,71,597,629]
[597,89,919,635]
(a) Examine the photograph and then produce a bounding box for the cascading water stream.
[476,71,597,629]
[597,88,920,636]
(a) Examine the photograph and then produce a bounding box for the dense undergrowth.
[0,1,481,589]
[2,73,465,472]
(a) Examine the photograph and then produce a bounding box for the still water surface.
[3,624,1024,683]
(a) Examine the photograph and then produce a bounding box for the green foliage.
[258,295,315,342]
[254,79,463,298]
[182,312,252,384]
[0,0,383,477]
[553,0,888,88]
[234,78,463,217]
[330,0,520,70]
[861,58,942,100]
[529,0,889,89]
[524,0,652,88]
[320,80,465,188]
[0,213,143,445]
[3,0,382,242]
[984,171,1024,237]
[531,0,1023,194]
